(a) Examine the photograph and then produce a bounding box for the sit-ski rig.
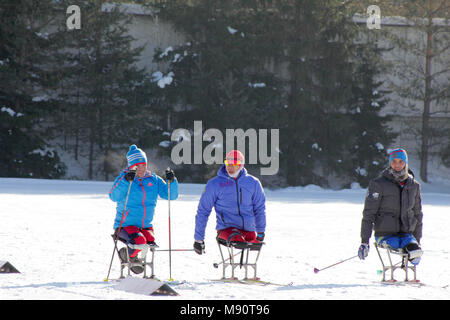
[112,233,157,279]
[214,237,264,281]
[374,241,421,283]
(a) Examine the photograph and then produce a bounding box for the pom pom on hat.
[126,145,147,168]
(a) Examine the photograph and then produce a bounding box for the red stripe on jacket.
[109,175,126,194]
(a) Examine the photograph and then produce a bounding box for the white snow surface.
[1,178,449,300]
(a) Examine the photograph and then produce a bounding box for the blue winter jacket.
[109,169,178,229]
[194,165,266,241]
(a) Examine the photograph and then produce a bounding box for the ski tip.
[313,268,319,274]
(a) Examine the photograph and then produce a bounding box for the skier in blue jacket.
[109,145,178,260]
[193,150,266,254]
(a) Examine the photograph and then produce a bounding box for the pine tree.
[347,45,395,187]
[0,0,66,178]
[269,0,395,188]
[356,0,450,181]
[153,0,285,182]
[152,0,395,187]
[388,0,450,182]
[57,0,155,180]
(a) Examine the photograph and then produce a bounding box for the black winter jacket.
[360,168,423,244]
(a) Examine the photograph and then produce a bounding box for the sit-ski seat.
[374,241,419,282]
[216,237,264,280]
[111,232,157,279]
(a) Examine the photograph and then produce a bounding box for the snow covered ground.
[0,177,449,301]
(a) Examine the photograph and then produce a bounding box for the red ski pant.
[217,227,259,243]
[121,226,155,258]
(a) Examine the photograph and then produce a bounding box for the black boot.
[129,255,144,274]
[404,243,423,265]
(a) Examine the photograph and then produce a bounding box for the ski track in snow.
[0,178,449,300]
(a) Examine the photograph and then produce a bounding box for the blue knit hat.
[389,148,407,165]
[126,145,147,168]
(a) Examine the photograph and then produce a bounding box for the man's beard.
[227,167,242,178]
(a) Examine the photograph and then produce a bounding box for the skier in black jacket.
[358,148,423,265]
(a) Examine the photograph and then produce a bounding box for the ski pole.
[104,170,135,282]
[213,252,241,268]
[156,249,194,252]
[313,255,358,274]
[168,179,173,281]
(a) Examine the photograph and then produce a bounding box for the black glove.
[256,232,265,242]
[125,168,137,182]
[165,167,175,182]
[193,240,205,255]
[358,243,369,260]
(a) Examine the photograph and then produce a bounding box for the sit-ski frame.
[374,242,418,282]
[113,235,157,279]
[216,239,263,280]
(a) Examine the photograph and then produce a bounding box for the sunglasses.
[224,159,242,166]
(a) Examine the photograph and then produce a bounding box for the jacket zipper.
[399,183,405,231]
[401,183,410,231]
[234,179,244,229]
